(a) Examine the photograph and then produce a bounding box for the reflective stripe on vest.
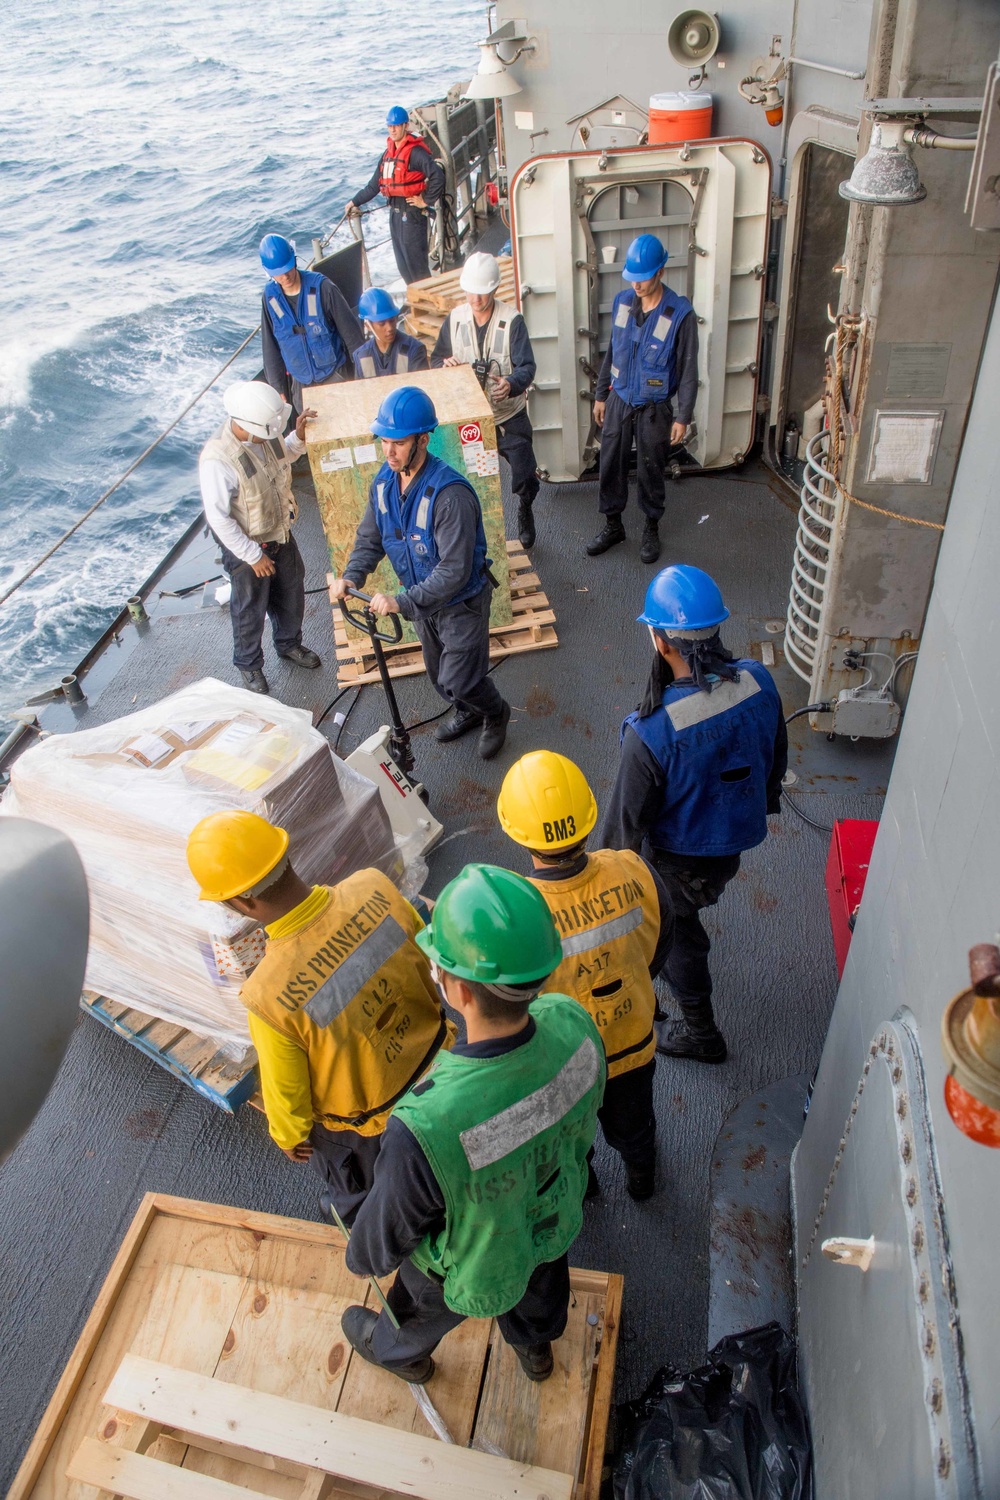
[239,873,450,1136]
[449,300,527,423]
[368,453,489,607]
[530,848,659,1076]
[460,1036,602,1171]
[395,994,604,1317]
[199,422,293,544]
[622,660,782,858]
[354,332,422,380]
[359,354,376,378]
[608,286,693,408]
[263,269,344,386]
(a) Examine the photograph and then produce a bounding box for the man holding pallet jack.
[341,864,604,1386]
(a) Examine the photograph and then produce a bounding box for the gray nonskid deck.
[0,456,892,1485]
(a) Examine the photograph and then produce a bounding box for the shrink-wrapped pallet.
[1,679,399,1052]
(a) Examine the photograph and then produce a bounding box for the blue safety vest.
[264,269,345,385]
[371,453,490,607]
[353,331,428,379]
[609,285,693,408]
[622,660,781,857]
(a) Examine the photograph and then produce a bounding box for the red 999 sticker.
[459,422,482,445]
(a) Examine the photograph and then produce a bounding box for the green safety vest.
[394,993,605,1318]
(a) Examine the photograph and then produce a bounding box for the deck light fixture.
[463,21,536,100]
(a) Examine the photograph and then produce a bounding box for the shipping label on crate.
[460,421,499,476]
[320,447,354,473]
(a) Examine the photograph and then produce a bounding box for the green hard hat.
[416,864,562,986]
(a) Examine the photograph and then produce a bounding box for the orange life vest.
[379,134,428,199]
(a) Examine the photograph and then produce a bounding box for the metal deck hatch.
[511,140,771,481]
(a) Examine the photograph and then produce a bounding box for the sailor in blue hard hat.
[259,233,363,413]
[586,233,700,566]
[330,388,512,760]
[602,565,787,1063]
[344,107,445,286]
[353,287,429,379]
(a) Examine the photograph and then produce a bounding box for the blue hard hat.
[371,385,438,439]
[386,105,410,127]
[260,233,296,275]
[638,565,730,634]
[622,233,668,282]
[358,287,399,323]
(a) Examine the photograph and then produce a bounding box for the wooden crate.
[10,1195,622,1500]
[305,365,512,652]
[403,256,517,351]
[81,993,258,1114]
[331,540,558,686]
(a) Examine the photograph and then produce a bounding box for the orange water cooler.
[647,91,714,144]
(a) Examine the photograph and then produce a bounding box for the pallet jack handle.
[337,586,414,777]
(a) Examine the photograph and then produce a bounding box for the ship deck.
[0,452,894,1487]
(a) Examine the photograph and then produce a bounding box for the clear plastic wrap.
[2,679,400,1053]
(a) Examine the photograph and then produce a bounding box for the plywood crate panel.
[10,1195,621,1500]
[306,365,512,650]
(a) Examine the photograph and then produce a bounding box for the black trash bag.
[612,1322,812,1500]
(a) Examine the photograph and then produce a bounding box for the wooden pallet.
[81,993,258,1114]
[331,541,557,687]
[10,1194,622,1500]
[403,256,516,351]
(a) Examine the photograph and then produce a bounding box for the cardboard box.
[305,364,513,647]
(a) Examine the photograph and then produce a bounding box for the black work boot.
[585,1161,601,1200]
[640,519,661,564]
[511,1341,555,1382]
[278,644,322,669]
[435,706,483,742]
[240,668,269,694]
[479,700,511,760]
[585,517,626,555]
[517,499,536,549]
[625,1158,657,1202]
[341,1305,435,1385]
[656,1019,728,1064]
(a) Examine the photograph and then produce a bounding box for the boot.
[640,519,661,564]
[278,644,321,669]
[435,706,483,742]
[341,1305,435,1385]
[585,517,626,555]
[517,499,536,549]
[240,668,269,694]
[656,1019,728,1064]
[625,1158,656,1202]
[511,1341,554,1382]
[478,700,511,760]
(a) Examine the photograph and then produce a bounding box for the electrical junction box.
[831,690,901,739]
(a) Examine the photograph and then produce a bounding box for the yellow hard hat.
[497,751,598,852]
[186,810,290,902]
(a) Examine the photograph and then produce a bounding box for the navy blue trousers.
[389,204,430,285]
[220,535,304,671]
[598,390,675,521]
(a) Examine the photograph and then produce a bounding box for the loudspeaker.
[667,9,721,65]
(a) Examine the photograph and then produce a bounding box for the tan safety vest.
[528,848,660,1077]
[449,298,527,423]
[240,872,451,1136]
[200,421,296,545]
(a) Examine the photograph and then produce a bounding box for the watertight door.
[511,141,771,481]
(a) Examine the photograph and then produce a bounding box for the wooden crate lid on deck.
[305,364,492,446]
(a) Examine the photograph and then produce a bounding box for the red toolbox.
[825,819,879,977]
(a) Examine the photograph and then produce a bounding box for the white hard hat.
[459,252,501,295]
[223,381,292,440]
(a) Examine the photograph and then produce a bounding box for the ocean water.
[0,0,483,714]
